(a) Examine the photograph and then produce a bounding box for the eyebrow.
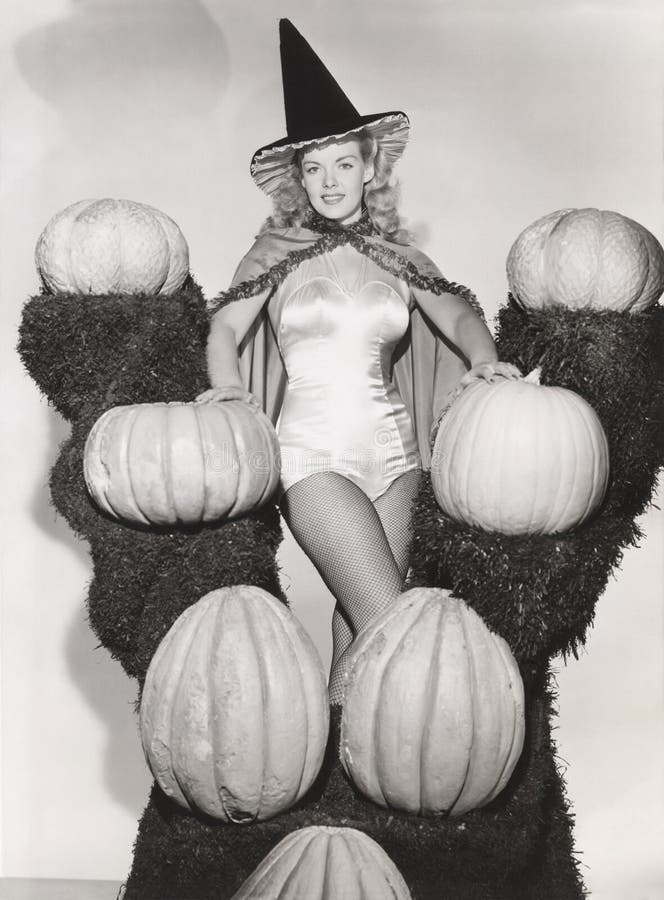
[303,153,359,165]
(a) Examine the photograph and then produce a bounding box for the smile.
[321,195,345,204]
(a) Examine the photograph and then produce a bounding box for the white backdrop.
[1,2,662,897]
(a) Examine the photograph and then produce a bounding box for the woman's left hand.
[429,361,522,448]
[195,386,262,409]
[460,360,522,387]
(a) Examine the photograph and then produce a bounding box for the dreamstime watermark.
[203,428,427,477]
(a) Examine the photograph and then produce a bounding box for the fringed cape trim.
[208,224,483,319]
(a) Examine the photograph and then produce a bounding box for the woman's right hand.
[195,385,262,410]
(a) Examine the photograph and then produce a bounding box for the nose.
[322,169,338,188]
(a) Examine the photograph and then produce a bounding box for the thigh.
[278,470,403,632]
[279,470,395,557]
[372,468,423,579]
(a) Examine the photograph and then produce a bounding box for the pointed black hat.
[250,19,409,194]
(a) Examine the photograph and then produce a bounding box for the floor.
[0,881,123,900]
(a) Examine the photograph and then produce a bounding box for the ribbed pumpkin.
[506,207,664,313]
[431,369,609,535]
[140,586,330,823]
[83,400,280,525]
[35,198,189,295]
[233,826,412,900]
[340,588,525,818]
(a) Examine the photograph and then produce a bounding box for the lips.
[321,194,345,204]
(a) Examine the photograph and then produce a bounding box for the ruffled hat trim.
[251,112,409,195]
[250,20,409,195]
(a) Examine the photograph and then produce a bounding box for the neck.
[306,206,376,236]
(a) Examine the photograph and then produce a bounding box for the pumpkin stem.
[524,367,542,385]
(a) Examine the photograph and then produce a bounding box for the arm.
[411,286,519,383]
[198,287,272,404]
[411,286,521,446]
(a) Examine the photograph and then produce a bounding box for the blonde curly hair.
[259,129,411,244]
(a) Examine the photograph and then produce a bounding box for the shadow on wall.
[30,407,151,814]
[65,602,151,815]
[14,0,228,135]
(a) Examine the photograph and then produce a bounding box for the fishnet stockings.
[279,468,422,703]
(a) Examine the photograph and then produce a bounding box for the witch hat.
[250,19,409,194]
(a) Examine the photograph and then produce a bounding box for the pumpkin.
[340,588,525,818]
[140,586,330,823]
[232,826,412,900]
[506,207,664,313]
[35,198,189,295]
[83,400,280,525]
[431,368,609,535]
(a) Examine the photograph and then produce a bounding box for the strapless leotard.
[267,244,421,501]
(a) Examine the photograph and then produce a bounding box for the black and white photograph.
[1,2,662,898]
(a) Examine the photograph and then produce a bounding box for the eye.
[339,162,354,169]
[304,165,319,175]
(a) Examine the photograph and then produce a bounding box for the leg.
[331,602,353,671]
[373,468,422,581]
[280,471,403,633]
[279,471,404,702]
[329,469,423,699]
[330,468,422,675]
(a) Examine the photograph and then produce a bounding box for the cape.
[208,214,485,469]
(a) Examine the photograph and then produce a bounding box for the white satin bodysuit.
[267,244,421,501]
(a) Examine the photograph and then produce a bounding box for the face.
[300,137,374,225]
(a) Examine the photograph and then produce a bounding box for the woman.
[200,20,518,702]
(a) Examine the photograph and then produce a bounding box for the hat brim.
[250,111,409,195]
